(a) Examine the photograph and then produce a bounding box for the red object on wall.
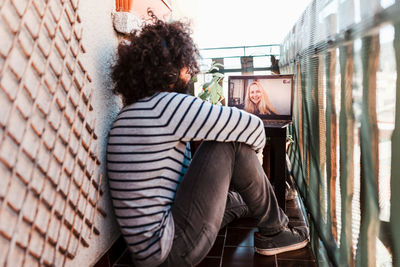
[116,0,172,20]
[116,0,134,12]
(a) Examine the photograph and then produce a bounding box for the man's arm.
[171,94,266,153]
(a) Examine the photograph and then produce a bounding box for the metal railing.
[199,44,280,73]
[280,1,400,266]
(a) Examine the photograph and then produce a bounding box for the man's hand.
[257,152,263,166]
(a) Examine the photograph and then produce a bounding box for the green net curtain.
[280,1,400,266]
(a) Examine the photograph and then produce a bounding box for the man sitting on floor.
[107,11,309,267]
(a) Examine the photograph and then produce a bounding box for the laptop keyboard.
[263,120,291,127]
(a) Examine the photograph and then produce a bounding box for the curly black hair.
[111,11,200,106]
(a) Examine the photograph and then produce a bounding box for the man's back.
[107,92,189,266]
[107,91,265,266]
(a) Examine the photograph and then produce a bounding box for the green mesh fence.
[280,1,400,266]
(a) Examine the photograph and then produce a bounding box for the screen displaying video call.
[228,75,293,120]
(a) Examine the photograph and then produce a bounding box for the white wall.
[66,0,122,265]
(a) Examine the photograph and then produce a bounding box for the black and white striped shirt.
[107,92,265,266]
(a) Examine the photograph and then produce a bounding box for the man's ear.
[167,68,180,87]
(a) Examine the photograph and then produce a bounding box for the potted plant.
[197,61,225,105]
[189,62,225,155]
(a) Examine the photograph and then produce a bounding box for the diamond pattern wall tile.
[0,0,107,265]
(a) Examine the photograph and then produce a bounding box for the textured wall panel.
[0,0,106,265]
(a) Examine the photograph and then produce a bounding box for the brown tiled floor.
[95,196,317,267]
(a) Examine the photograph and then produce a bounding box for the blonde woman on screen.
[245,80,278,115]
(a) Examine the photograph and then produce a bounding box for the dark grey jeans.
[160,141,288,266]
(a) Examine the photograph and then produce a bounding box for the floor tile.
[197,257,221,267]
[276,244,315,261]
[109,237,129,265]
[96,193,317,267]
[277,259,318,267]
[224,227,257,247]
[114,248,135,266]
[218,227,227,236]
[227,218,258,228]
[94,253,110,267]
[208,235,225,257]
[222,246,277,267]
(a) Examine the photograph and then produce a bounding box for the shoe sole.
[254,239,309,256]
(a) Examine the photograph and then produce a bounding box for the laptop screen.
[228,75,294,121]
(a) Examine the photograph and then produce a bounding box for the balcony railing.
[280,1,400,266]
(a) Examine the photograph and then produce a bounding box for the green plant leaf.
[211,76,220,83]
[212,62,224,68]
[216,84,224,96]
[212,72,224,78]
[209,82,222,104]
[202,81,212,89]
[208,66,220,73]
[198,61,225,105]
[198,90,210,100]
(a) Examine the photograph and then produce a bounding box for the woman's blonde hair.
[244,80,278,115]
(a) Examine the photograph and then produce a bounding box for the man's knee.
[193,141,256,165]
[199,141,252,152]
[197,141,234,152]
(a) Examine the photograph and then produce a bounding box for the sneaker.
[254,226,309,256]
